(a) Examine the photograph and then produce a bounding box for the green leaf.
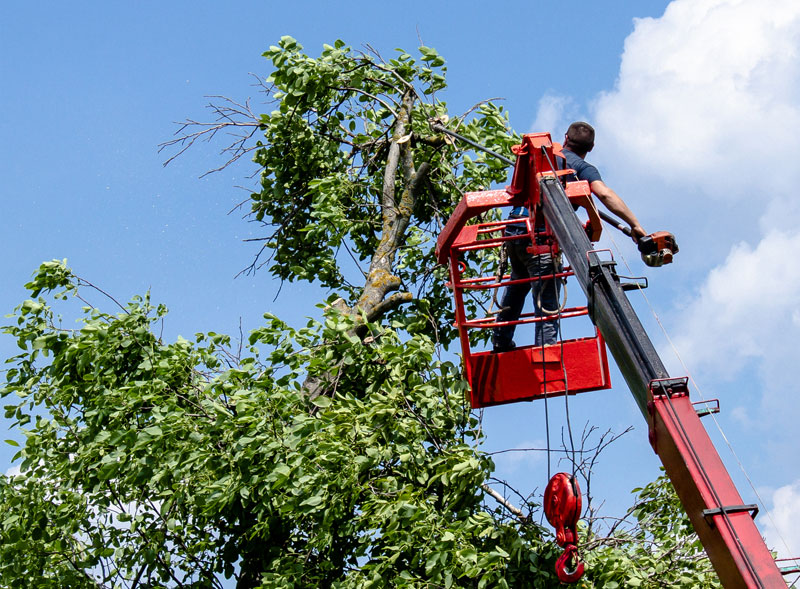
[311,395,332,408]
[300,494,323,508]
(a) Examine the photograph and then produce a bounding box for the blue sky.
[3,0,800,565]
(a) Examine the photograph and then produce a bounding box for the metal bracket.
[693,399,720,418]
[619,275,648,291]
[775,558,800,576]
[703,504,759,527]
[587,250,618,321]
[649,377,690,398]
[587,250,617,275]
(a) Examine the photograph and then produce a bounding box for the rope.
[540,268,576,482]
[540,268,554,482]
[558,321,577,478]
[531,145,579,482]
[489,242,509,315]
[537,275,568,315]
[543,342,552,481]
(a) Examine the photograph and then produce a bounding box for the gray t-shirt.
[508,147,601,219]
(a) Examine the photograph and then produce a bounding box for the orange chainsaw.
[598,211,679,267]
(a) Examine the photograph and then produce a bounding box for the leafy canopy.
[1,261,559,588]
[215,37,519,344]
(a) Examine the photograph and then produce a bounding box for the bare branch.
[482,483,530,523]
[159,96,261,176]
[74,276,129,314]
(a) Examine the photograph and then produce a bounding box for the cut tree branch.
[482,483,529,524]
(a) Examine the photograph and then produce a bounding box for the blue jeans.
[493,236,562,348]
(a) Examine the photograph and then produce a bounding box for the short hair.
[565,122,595,155]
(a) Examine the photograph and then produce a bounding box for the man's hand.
[630,224,647,243]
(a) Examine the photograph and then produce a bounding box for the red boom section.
[648,382,786,588]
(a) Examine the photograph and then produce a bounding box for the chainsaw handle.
[597,210,632,237]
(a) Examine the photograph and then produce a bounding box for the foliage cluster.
[1,262,560,587]
[583,474,719,588]
[0,263,718,588]
[231,37,518,341]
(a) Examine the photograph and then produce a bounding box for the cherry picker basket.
[436,134,611,408]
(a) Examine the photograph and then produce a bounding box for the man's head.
[564,122,595,157]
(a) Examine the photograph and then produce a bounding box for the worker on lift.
[492,122,647,352]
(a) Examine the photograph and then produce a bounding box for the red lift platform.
[437,187,611,408]
[436,133,788,588]
[436,135,611,408]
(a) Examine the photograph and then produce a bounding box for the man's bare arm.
[590,179,646,241]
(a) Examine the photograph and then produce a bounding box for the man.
[492,122,646,351]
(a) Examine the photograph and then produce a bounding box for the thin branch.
[159,96,261,176]
[333,86,399,118]
[360,49,417,96]
[75,277,129,314]
[340,239,368,280]
[482,483,529,523]
[457,97,504,126]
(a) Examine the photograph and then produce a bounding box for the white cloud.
[588,0,800,412]
[5,465,20,478]
[667,230,800,375]
[530,94,578,138]
[595,0,800,204]
[728,405,750,427]
[581,0,800,529]
[763,480,800,562]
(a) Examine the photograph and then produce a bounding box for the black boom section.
[539,177,668,416]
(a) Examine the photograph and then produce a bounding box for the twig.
[75,277,129,314]
[482,483,529,523]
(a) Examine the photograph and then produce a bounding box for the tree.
[1,39,719,587]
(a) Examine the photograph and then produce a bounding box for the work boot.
[493,340,516,353]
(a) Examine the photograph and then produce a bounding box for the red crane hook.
[544,473,585,583]
[555,544,585,583]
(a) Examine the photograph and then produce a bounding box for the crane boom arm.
[540,176,785,588]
